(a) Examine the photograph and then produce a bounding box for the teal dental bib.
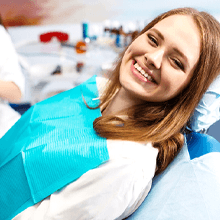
[0,75,109,220]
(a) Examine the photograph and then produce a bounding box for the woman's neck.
[102,88,144,116]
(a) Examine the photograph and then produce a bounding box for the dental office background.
[0,0,220,140]
[1,0,220,27]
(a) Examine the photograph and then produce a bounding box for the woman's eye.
[172,58,184,71]
[148,34,158,46]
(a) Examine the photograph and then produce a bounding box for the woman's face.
[119,15,201,103]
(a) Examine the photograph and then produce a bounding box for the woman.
[1,7,220,220]
[0,17,25,138]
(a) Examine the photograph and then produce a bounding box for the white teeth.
[141,69,145,75]
[134,62,153,82]
[137,66,141,71]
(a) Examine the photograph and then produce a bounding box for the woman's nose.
[144,49,164,69]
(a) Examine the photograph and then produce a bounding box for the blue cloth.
[189,75,220,132]
[0,75,109,220]
[127,132,220,220]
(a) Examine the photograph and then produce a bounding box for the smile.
[134,62,154,82]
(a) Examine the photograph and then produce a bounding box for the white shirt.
[0,25,25,138]
[13,77,158,220]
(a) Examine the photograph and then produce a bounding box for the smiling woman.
[1,7,220,220]
[119,15,201,103]
[94,7,220,174]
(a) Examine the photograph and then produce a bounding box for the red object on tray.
[40,32,69,43]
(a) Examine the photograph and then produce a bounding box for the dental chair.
[127,131,220,220]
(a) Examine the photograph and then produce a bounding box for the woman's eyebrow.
[150,28,164,40]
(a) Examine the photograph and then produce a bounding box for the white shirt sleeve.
[13,141,158,220]
[0,25,25,95]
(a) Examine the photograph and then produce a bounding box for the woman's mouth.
[132,61,157,84]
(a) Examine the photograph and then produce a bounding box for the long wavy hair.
[92,8,220,174]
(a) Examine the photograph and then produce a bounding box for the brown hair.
[93,8,220,174]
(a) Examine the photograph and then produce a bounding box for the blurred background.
[1,0,220,26]
[0,0,220,140]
